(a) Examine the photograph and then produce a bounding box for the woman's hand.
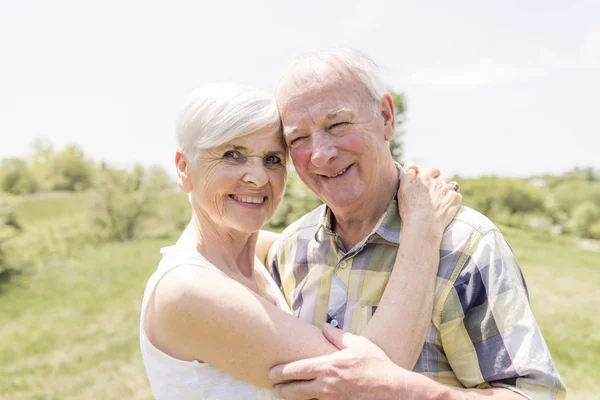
[399,162,462,239]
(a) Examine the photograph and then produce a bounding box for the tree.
[52,145,94,191]
[570,201,600,238]
[92,164,171,241]
[28,137,56,192]
[0,195,22,272]
[0,158,39,195]
[389,91,407,163]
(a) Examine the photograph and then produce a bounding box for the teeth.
[231,195,265,204]
[329,167,347,178]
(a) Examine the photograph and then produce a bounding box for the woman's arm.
[147,264,337,389]
[362,165,461,368]
[147,166,460,389]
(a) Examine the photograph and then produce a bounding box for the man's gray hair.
[176,82,280,161]
[278,48,387,109]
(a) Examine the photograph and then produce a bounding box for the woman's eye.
[223,150,244,161]
[264,155,282,165]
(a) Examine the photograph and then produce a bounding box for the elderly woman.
[140,82,461,399]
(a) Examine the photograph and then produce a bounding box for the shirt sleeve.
[440,229,566,400]
[265,234,283,289]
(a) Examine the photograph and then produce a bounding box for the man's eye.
[329,122,349,130]
[223,150,244,160]
[289,136,307,146]
[264,155,282,165]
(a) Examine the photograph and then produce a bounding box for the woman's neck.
[177,212,258,278]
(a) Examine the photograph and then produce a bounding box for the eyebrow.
[325,109,354,120]
[282,125,298,136]
[229,145,285,157]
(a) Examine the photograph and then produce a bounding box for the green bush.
[549,180,600,217]
[91,164,171,242]
[461,178,547,216]
[569,201,600,238]
[587,221,600,240]
[0,195,22,272]
[0,158,39,195]
[3,216,100,271]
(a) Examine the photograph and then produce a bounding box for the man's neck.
[330,162,399,250]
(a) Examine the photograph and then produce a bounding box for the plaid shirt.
[267,202,566,400]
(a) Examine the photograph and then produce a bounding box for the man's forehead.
[282,106,356,136]
[277,63,355,102]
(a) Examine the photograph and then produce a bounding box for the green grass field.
[0,199,598,399]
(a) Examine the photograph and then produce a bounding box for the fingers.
[419,167,440,179]
[443,181,460,193]
[323,322,367,351]
[322,322,349,349]
[404,167,417,184]
[270,354,330,381]
[401,161,419,185]
[438,175,452,185]
[402,161,419,173]
[272,379,321,400]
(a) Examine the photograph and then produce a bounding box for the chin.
[322,191,361,209]
[230,218,270,234]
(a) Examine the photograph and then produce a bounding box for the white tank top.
[140,246,290,400]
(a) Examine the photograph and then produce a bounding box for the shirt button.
[331,319,339,327]
[339,261,347,268]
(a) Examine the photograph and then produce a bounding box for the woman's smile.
[229,193,268,209]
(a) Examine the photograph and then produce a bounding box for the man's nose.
[310,132,338,168]
[241,157,269,187]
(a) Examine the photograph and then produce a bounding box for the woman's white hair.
[277,48,387,112]
[176,82,280,161]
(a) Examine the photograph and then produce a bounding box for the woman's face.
[185,125,287,234]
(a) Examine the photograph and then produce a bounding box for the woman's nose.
[241,157,269,187]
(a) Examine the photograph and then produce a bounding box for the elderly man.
[267,49,566,399]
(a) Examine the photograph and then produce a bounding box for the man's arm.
[270,227,566,399]
[271,324,527,400]
[440,229,565,399]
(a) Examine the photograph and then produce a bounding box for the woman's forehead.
[220,127,285,151]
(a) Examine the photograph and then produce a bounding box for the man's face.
[277,71,394,211]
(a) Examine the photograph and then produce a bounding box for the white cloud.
[413,26,600,88]
[540,26,600,69]
[411,60,544,88]
[582,27,600,63]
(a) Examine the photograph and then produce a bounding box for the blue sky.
[0,0,598,177]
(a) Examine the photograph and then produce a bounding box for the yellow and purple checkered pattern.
[267,203,566,400]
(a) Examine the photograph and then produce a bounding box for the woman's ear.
[175,150,193,193]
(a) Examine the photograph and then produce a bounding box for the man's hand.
[270,323,411,400]
[270,324,528,400]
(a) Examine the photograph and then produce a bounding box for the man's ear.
[175,150,193,193]
[380,93,396,142]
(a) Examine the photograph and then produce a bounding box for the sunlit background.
[1,0,599,177]
[0,1,598,399]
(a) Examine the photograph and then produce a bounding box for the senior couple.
[140,49,566,399]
